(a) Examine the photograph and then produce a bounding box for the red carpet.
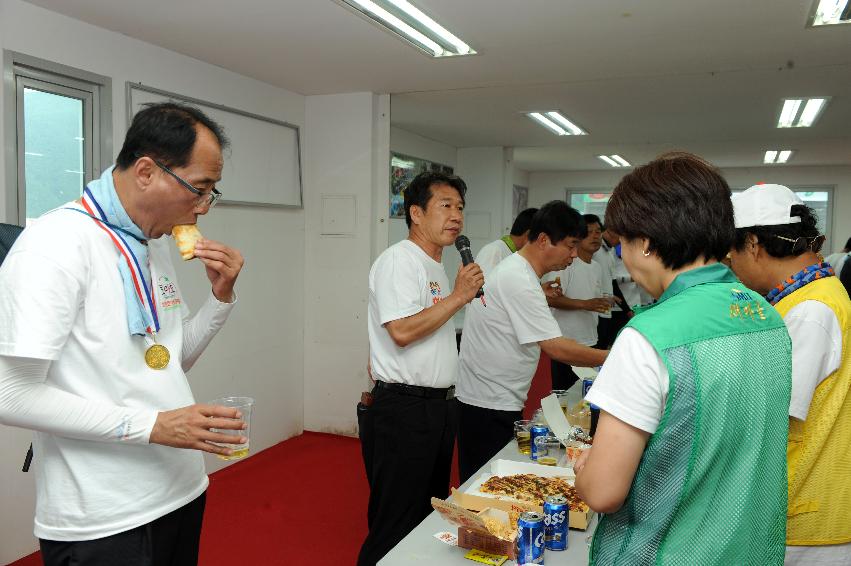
[8,432,370,566]
[8,359,552,566]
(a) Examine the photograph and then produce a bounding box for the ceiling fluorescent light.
[527,112,568,136]
[598,155,631,168]
[798,98,826,127]
[777,97,829,128]
[545,112,586,135]
[339,0,476,57]
[808,0,851,26]
[387,0,472,55]
[778,99,802,128]
[764,150,794,164]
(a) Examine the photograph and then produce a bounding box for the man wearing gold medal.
[0,103,245,565]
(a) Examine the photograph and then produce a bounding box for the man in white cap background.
[729,183,851,565]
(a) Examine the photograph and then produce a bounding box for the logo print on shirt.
[429,281,443,305]
[158,275,182,310]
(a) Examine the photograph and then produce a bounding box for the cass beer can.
[543,494,569,551]
[582,378,595,399]
[529,424,549,461]
[516,511,545,565]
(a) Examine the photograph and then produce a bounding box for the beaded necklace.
[765,262,835,305]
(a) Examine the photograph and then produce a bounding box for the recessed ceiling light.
[808,0,851,26]
[764,150,794,164]
[526,111,587,136]
[337,0,476,58]
[598,155,631,168]
[777,98,829,128]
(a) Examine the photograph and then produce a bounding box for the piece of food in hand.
[172,224,203,260]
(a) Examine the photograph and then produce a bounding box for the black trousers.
[39,492,206,566]
[457,401,522,485]
[596,310,630,350]
[551,358,580,391]
[357,386,458,566]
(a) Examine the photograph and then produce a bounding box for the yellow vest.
[775,276,851,545]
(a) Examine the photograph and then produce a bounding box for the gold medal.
[145,343,170,369]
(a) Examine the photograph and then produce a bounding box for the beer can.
[543,494,569,551]
[529,424,549,461]
[582,378,595,399]
[516,511,545,565]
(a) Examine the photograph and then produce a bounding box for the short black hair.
[605,151,734,269]
[510,208,539,236]
[844,236,851,251]
[403,171,467,228]
[732,205,823,258]
[582,214,602,229]
[116,102,229,170]
[528,201,585,245]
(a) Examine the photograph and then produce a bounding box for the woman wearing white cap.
[729,183,851,565]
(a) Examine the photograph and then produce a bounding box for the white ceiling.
[25,0,851,171]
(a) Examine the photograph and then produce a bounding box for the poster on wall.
[390,152,454,218]
[513,185,529,218]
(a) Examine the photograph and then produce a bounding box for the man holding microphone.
[358,171,483,566]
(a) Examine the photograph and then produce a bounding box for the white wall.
[0,1,306,562]
[513,168,530,190]
[529,165,851,252]
[388,126,458,246]
[303,92,388,435]
[390,126,457,169]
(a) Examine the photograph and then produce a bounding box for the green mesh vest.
[590,264,792,566]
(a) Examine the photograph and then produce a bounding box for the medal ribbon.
[78,188,161,335]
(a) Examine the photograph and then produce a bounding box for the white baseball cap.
[731,184,803,229]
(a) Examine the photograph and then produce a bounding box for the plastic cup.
[601,292,615,313]
[208,396,254,461]
[514,419,532,455]
[534,435,564,466]
[564,440,591,469]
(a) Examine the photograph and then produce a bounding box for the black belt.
[374,380,455,400]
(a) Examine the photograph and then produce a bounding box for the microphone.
[454,235,484,298]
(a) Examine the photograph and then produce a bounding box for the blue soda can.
[543,494,569,551]
[516,511,545,565]
[529,424,549,461]
[582,378,595,398]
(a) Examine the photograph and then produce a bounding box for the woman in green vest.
[574,152,792,565]
[729,184,851,565]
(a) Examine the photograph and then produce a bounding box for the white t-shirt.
[544,257,603,346]
[368,239,458,388]
[783,300,843,420]
[0,205,232,541]
[585,328,669,434]
[613,256,652,309]
[457,253,562,411]
[593,246,616,319]
[476,238,513,279]
[826,252,848,273]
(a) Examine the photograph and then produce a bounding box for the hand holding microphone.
[453,235,485,304]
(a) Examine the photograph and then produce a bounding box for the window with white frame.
[4,52,111,224]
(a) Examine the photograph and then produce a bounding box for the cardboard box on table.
[451,459,594,530]
[431,498,516,559]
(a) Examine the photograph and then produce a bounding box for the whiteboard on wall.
[126,83,302,208]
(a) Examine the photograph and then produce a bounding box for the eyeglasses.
[152,159,222,209]
[774,234,825,254]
